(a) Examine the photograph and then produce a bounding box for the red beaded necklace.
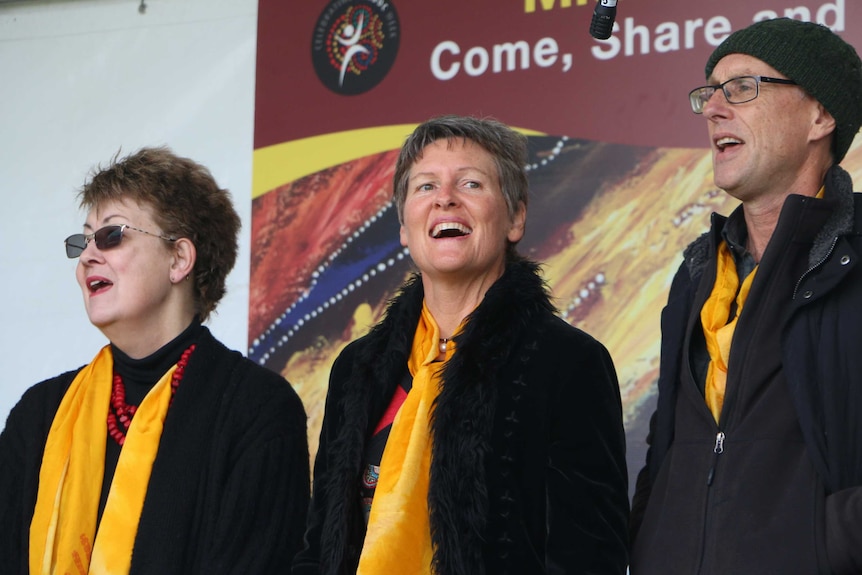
[107,344,196,446]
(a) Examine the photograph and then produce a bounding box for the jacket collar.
[684,164,857,280]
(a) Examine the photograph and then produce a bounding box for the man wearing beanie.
[629,17,862,575]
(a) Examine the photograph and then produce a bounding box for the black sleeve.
[545,334,630,574]
[0,372,76,575]
[292,348,363,575]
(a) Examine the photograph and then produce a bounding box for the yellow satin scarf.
[701,241,758,423]
[357,302,453,575]
[30,345,179,575]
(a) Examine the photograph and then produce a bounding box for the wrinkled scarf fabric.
[357,302,451,575]
[30,345,178,574]
[701,241,758,423]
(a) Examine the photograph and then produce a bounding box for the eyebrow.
[410,166,491,179]
[82,214,127,232]
[708,70,770,83]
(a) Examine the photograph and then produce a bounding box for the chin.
[84,309,116,330]
[429,259,473,275]
[712,173,738,194]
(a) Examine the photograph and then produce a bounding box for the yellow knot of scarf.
[30,345,180,575]
[701,241,758,423]
[357,302,453,575]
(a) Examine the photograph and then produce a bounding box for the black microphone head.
[589,3,617,40]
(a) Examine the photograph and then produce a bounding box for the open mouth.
[715,136,742,152]
[431,222,472,239]
[88,278,113,293]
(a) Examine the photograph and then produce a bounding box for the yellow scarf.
[30,345,179,575]
[701,241,758,423]
[357,302,452,575]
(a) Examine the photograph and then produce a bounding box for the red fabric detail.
[373,385,409,435]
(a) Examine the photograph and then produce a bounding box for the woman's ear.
[170,238,196,284]
[507,201,527,244]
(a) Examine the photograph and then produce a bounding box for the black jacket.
[0,327,310,574]
[292,258,630,575]
[631,166,862,575]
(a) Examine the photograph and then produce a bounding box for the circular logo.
[311,0,400,96]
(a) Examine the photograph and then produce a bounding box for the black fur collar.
[317,257,554,575]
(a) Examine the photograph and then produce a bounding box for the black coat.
[0,327,310,574]
[631,166,862,574]
[293,258,629,575]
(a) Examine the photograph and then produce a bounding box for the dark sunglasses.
[65,224,176,258]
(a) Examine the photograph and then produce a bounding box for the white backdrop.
[0,0,257,426]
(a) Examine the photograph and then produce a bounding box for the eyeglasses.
[688,75,798,114]
[64,224,176,258]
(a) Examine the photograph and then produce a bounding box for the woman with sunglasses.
[0,147,310,574]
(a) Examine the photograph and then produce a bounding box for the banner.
[251,0,862,486]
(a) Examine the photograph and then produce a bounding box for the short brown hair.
[78,146,240,321]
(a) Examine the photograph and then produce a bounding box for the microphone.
[589,0,618,40]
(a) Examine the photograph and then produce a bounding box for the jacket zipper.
[706,431,725,485]
[693,228,733,574]
[697,431,725,575]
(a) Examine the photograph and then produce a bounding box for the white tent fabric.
[0,0,257,425]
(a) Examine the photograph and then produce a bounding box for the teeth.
[432,222,472,238]
[716,137,741,149]
[89,279,110,290]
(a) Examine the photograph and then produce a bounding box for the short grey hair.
[392,115,529,224]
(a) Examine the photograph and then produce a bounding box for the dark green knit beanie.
[705,18,862,163]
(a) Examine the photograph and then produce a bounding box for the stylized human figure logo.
[327,7,382,89]
[335,13,371,88]
[312,1,400,95]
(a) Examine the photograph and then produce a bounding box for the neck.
[421,270,503,339]
[741,205,780,264]
[106,312,198,359]
[731,156,832,262]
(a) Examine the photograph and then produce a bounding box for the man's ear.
[810,101,837,145]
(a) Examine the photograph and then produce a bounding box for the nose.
[702,89,730,119]
[79,237,104,262]
[434,182,459,208]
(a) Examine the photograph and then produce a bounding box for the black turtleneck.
[97,319,203,523]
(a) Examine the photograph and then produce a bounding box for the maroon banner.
[251,0,862,488]
[256,0,858,149]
